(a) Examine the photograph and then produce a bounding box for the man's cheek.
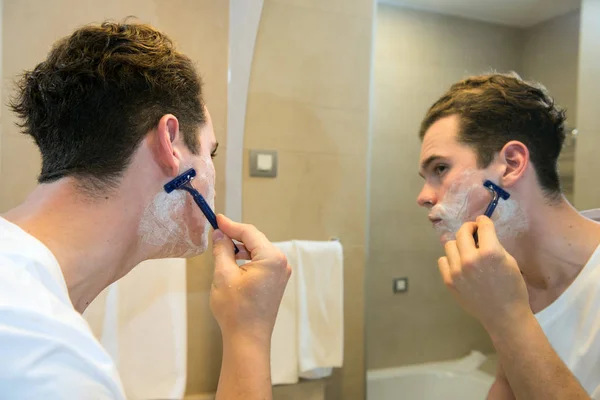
[464,185,495,219]
[184,197,204,234]
[444,179,492,220]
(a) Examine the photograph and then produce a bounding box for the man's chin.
[159,232,209,259]
[438,231,456,245]
[180,236,209,259]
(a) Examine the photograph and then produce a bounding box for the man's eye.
[211,150,218,159]
[434,165,448,176]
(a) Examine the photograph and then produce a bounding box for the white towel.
[84,258,187,400]
[294,240,344,378]
[270,240,344,384]
[271,242,300,384]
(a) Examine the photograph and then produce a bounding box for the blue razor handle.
[474,180,511,244]
[482,180,510,218]
[188,188,219,230]
[164,168,197,194]
[483,195,500,218]
[164,168,239,254]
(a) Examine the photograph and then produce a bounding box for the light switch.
[257,154,273,172]
[250,150,278,178]
[393,277,408,293]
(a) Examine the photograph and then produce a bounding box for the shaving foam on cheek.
[138,189,197,257]
[138,155,217,258]
[430,169,528,242]
[194,155,216,241]
[430,170,484,240]
[196,155,216,211]
[490,191,528,239]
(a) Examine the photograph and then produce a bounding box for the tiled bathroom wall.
[242,0,374,398]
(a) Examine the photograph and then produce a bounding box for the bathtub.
[367,355,494,400]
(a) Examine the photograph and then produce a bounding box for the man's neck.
[507,199,600,313]
[4,179,148,313]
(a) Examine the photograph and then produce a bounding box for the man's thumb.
[212,230,236,269]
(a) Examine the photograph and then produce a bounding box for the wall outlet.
[393,277,408,293]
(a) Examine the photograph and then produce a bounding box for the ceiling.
[379,0,581,27]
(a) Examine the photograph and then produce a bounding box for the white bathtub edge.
[367,359,494,382]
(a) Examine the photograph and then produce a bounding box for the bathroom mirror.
[0,1,595,400]
[367,0,582,399]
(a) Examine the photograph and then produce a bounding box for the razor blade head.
[164,168,197,193]
[483,180,510,200]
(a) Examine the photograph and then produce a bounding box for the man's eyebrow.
[420,155,443,171]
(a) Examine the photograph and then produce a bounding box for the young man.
[0,22,291,399]
[417,73,599,399]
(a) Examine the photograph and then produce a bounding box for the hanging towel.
[294,240,344,379]
[270,241,300,384]
[84,258,187,400]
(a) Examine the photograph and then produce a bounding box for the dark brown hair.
[10,21,205,191]
[420,72,566,198]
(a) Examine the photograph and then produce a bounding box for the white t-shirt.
[0,217,126,399]
[536,244,600,399]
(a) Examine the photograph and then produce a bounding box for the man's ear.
[149,114,182,178]
[498,140,529,188]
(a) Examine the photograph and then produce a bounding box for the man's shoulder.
[0,216,70,307]
[0,308,125,400]
[581,209,600,221]
[0,252,94,351]
[0,257,125,399]
[0,216,54,262]
[0,218,105,372]
[576,243,600,285]
[0,240,66,309]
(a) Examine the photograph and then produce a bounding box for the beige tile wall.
[367,5,524,370]
[522,11,580,203]
[522,11,580,125]
[0,0,229,396]
[574,0,600,211]
[243,0,374,398]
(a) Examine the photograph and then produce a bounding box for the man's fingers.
[444,240,461,274]
[476,216,502,251]
[438,256,452,286]
[216,214,269,253]
[234,243,251,261]
[217,215,285,266]
[457,221,478,236]
[212,230,238,284]
[456,222,478,260]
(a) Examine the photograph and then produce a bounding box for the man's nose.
[417,185,437,209]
